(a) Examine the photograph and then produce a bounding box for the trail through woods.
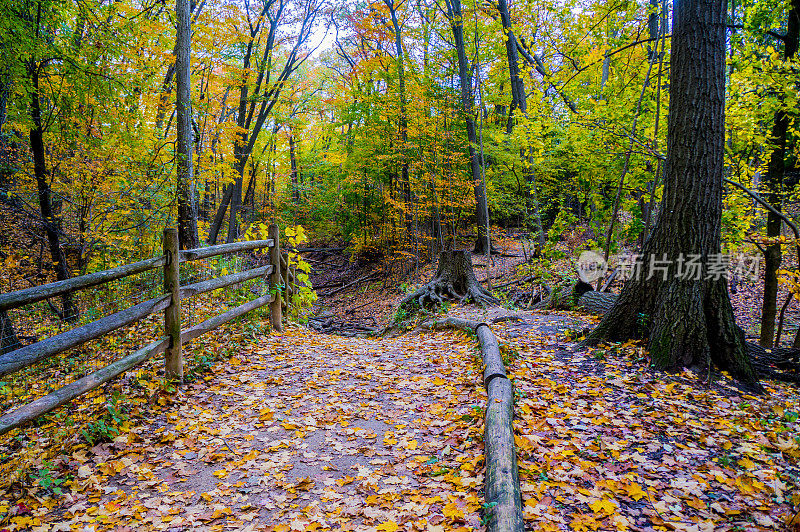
[3,308,800,531]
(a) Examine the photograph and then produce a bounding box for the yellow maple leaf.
[589,498,617,516]
[376,521,399,532]
[625,483,646,501]
[443,502,464,522]
[737,457,755,470]
[405,439,418,450]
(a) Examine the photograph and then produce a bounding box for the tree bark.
[760,0,799,347]
[496,0,545,247]
[28,61,76,321]
[386,0,411,230]
[583,0,761,390]
[444,0,490,251]
[289,130,299,205]
[398,250,499,311]
[176,0,199,249]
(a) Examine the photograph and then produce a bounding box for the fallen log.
[324,273,377,297]
[533,281,616,315]
[428,317,524,531]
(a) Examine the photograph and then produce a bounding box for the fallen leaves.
[0,326,487,530]
[502,319,800,532]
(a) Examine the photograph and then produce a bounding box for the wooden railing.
[0,224,288,435]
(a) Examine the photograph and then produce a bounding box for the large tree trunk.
[175,0,199,249]
[583,0,761,390]
[760,0,799,347]
[399,250,499,311]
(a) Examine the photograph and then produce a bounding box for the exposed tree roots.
[541,282,800,386]
[398,250,500,313]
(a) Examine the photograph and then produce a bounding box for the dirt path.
[28,327,490,531]
[7,306,797,532]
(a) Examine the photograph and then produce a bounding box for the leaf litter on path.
[3,306,799,532]
[2,326,487,531]
[499,318,800,532]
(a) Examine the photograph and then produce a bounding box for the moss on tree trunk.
[583,0,761,391]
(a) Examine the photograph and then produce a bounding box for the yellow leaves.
[404,439,418,450]
[375,521,400,532]
[336,476,355,486]
[570,512,603,531]
[292,477,315,492]
[442,501,465,522]
[775,436,800,457]
[259,407,274,421]
[589,498,617,516]
[288,519,322,532]
[383,431,398,446]
[210,506,232,519]
[212,469,228,478]
[624,483,647,501]
[686,497,707,510]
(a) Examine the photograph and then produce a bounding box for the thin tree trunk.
[176,0,199,249]
[289,131,299,204]
[29,62,76,321]
[760,0,799,347]
[444,0,489,251]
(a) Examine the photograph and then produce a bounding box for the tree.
[176,0,200,249]
[442,0,491,253]
[208,0,323,244]
[17,0,77,320]
[760,0,799,347]
[495,0,545,247]
[584,0,761,390]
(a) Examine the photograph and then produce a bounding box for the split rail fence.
[0,224,299,435]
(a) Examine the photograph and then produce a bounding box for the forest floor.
[1,233,799,531]
[304,233,799,345]
[2,303,798,531]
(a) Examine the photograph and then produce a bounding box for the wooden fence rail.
[0,225,289,436]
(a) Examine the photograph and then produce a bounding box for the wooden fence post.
[163,228,183,381]
[268,224,283,332]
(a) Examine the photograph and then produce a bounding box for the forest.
[1,0,800,529]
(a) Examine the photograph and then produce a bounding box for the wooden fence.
[0,224,297,436]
